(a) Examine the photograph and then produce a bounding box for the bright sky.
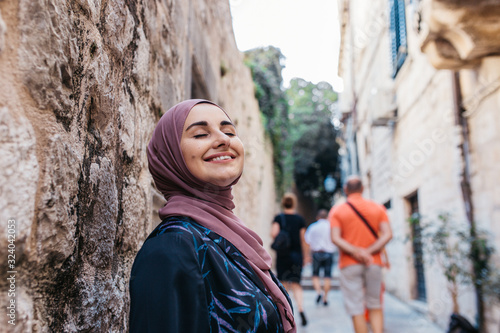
[229,0,344,92]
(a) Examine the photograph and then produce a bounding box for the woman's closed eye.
[222,126,236,137]
[191,126,236,138]
[193,132,234,138]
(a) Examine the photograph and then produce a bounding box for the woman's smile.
[204,152,236,162]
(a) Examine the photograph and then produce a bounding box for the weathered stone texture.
[0,0,274,331]
[0,9,6,54]
[420,0,500,69]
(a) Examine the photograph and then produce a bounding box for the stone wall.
[0,0,275,331]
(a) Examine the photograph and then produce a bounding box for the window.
[389,0,408,77]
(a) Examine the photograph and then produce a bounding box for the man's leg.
[339,265,366,333]
[312,276,322,300]
[368,309,384,333]
[365,265,383,333]
[323,277,331,303]
[311,252,323,303]
[322,253,334,305]
[352,314,368,333]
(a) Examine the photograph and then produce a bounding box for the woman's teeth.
[210,156,232,161]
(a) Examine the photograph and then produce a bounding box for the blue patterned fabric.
[130,216,288,333]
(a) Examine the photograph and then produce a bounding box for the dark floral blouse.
[129,216,289,333]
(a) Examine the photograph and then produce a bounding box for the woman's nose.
[213,131,230,148]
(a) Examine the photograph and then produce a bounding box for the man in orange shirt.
[329,176,392,333]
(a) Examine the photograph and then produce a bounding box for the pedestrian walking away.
[305,209,338,307]
[271,193,308,327]
[129,100,296,333]
[329,176,393,333]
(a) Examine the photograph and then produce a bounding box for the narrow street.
[289,265,445,333]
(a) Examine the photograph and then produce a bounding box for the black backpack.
[271,214,291,252]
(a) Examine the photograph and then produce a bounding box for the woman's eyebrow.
[221,120,235,127]
[185,120,235,131]
[185,121,208,131]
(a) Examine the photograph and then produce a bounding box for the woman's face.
[180,103,244,187]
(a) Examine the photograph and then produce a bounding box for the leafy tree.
[287,78,340,209]
[286,79,338,143]
[243,50,341,211]
[292,120,339,209]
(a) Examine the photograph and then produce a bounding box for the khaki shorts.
[339,264,382,316]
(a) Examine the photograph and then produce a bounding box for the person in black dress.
[129,100,296,332]
[271,192,308,326]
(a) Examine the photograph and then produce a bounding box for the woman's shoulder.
[131,218,205,281]
[147,216,206,240]
[136,216,206,261]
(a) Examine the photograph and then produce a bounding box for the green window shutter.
[389,0,408,77]
[389,0,398,71]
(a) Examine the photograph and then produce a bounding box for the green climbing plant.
[243,46,289,196]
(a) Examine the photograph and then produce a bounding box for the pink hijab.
[147,99,296,332]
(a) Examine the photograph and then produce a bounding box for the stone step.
[301,276,340,290]
[300,263,341,290]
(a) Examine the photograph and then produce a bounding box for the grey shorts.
[339,264,382,316]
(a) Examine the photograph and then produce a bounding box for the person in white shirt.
[305,209,338,306]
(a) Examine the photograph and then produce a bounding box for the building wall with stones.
[338,0,500,331]
[0,0,275,331]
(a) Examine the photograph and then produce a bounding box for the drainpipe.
[451,70,484,332]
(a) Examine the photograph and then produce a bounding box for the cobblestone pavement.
[287,264,445,333]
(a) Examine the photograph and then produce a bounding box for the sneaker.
[323,300,328,306]
[316,294,322,304]
[300,311,307,326]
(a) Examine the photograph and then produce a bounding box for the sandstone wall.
[0,0,275,331]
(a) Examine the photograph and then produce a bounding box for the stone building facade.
[338,0,500,331]
[0,0,275,331]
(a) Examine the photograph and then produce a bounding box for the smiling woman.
[180,103,245,187]
[129,99,297,333]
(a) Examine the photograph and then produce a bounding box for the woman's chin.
[209,178,237,188]
[206,173,242,187]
